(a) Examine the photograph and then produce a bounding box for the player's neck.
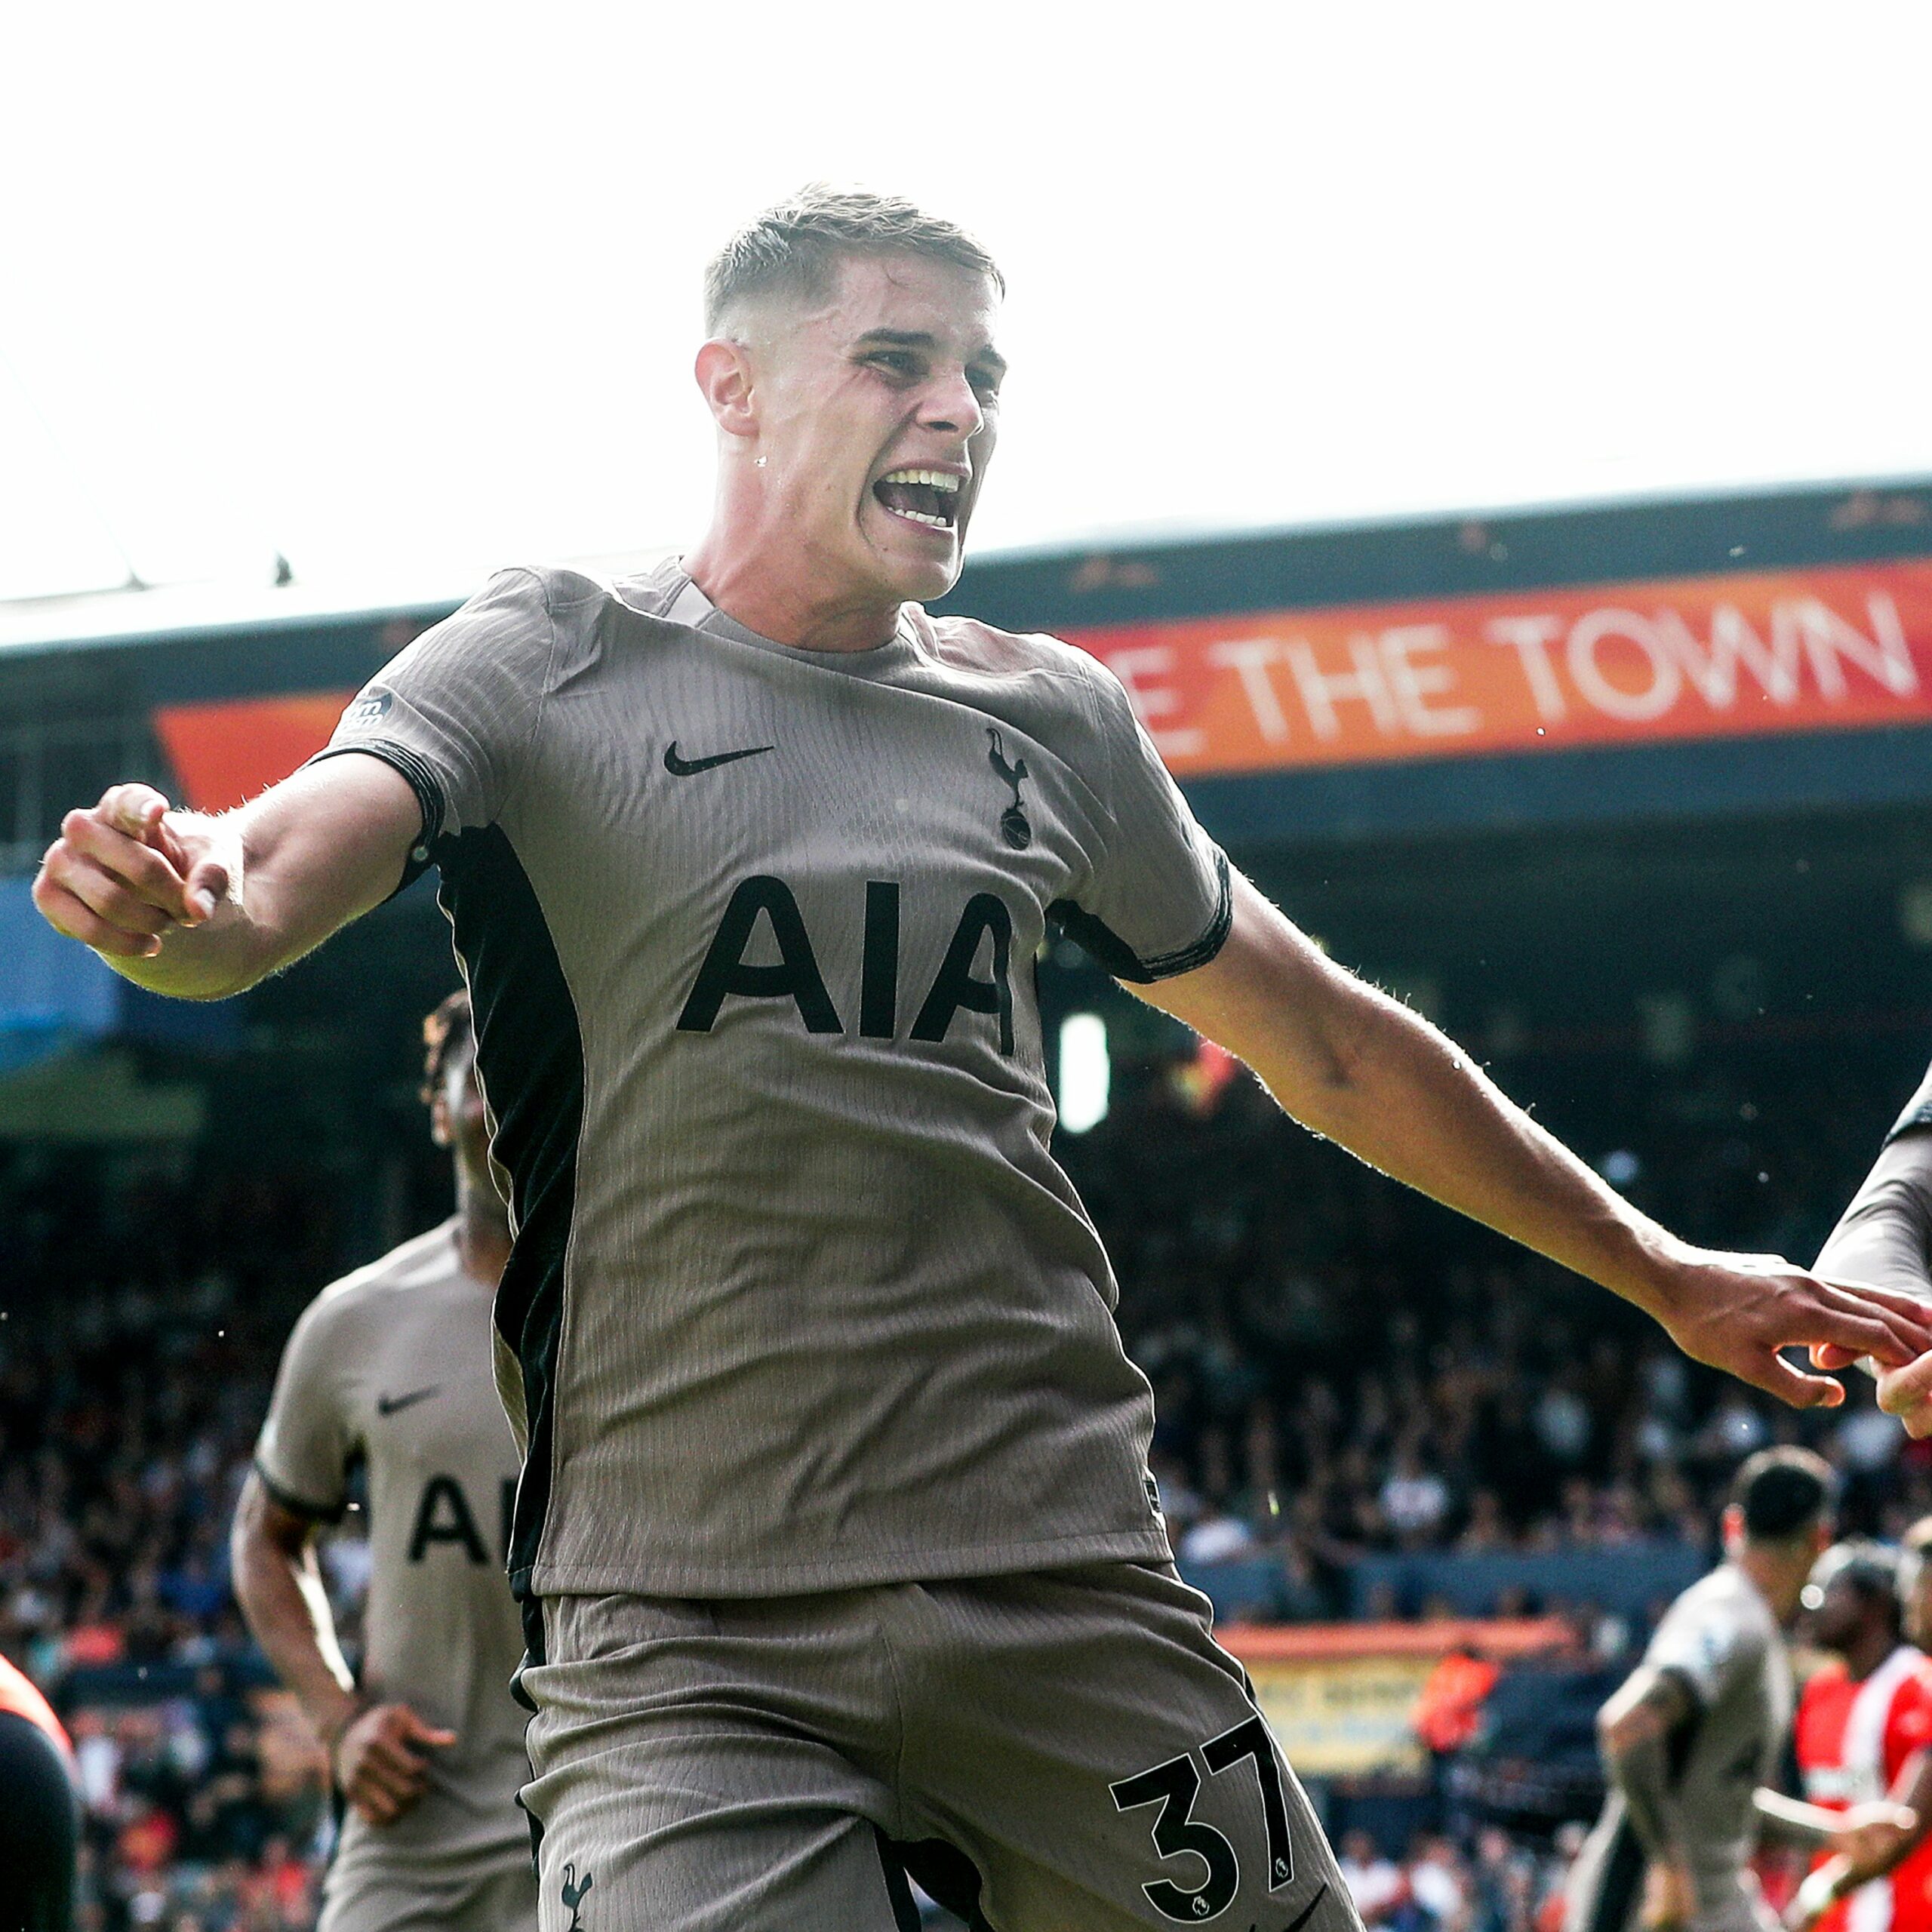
[683,529,902,656]
[454,1175,511,1289]
[1736,1545,1811,1626]
[1843,1626,1902,1681]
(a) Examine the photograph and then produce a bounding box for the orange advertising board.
[153,693,355,814]
[149,560,1932,814]
[1064,560,1932,777]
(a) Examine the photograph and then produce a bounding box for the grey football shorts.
[518,1561,1361,1932]
[319,1840,537,1932]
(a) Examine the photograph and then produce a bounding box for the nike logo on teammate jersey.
[377,1385,441,1416]
[664,740,775,777]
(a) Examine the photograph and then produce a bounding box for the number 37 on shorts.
[1110,1715,1297,1923]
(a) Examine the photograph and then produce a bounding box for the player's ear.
[429,1089,452,1149]
[695,338,758,439]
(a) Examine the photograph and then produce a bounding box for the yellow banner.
[1245,1654,1435,1777]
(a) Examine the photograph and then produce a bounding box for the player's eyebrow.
[853,329,1008,380]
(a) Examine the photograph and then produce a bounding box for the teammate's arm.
[1598,1666,1697,1930]
[1751,1787,1917,1856]
[230,1470,361,1754]
[1817,1132,1932,1303]
[1600,1666,1694,1859]
[30,754,421,999]
[1143,872,1932,1406]
[230,1470,454,1826]
[1814,1121,1932,1438]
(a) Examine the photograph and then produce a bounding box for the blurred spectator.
[1341,1829,1410,1926]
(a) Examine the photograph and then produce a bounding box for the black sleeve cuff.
[254,1460,347,1527]
[306,740,448,894]
[1049,849,1234,986]
[1887,1093,1932,1145]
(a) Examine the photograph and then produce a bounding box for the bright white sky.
[4,2,1930,609]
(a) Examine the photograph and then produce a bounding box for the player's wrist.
[315,1690,368,1761]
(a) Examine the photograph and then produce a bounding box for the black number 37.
[1109,1716,1295,1922]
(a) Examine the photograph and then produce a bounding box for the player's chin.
[861,512,963,600]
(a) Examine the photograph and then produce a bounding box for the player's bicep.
[1817,1131,1932,1303]
[237,753,425,969]
[1139,869,1404,1113]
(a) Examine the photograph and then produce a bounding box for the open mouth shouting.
[872,467,964,533]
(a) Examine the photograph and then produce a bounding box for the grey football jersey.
[1653,1565,1790,1915]
[317,559,1231,1598]
[1570,1566,1790,1932]
[255,1220,530,1866]
[1888,1058,1932,1143]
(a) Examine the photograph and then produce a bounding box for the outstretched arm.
[1146,872,1932,1404]
[229,1471,454,1826]
[1753,1786,1917,1857]
[1819,1129,1932,1305]
[1811,1124,1932,1438]
[31,753,422,999]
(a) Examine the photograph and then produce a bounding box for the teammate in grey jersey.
[1569,1451,1906,1932]
[232,993,536,1932]
[1813,1057,1932,1438]
[35,189,1932,1931]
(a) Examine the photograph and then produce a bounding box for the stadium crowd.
[0,1029,1924,1925]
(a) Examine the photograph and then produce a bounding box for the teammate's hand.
[1871,1351,1932,1440]
[1641,1858,1696,1932]
[1646,1249,1932,1408]
[1829,1801,1919,1882]
[1786,1857,1851,1932]
[31,783,229,959]
[332,1701,457,1826]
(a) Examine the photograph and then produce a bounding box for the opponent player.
[35,189,1932,1931]
[0,1649,76,1932]
[1787,1543,1932,1932]
[231,992,535,1932]
[1568,1451,1907,1932]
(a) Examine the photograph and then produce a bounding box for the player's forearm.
[1236,964,1680,1310]
[1817,1136,1932,1302]
[1608,1731,1691,1860]
[1154,878,1684,1312]
[230,1497,358,1745]
[98,814,279,1000]
[1752,1788,1844,1851]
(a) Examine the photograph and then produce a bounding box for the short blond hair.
[704,185,1002,333]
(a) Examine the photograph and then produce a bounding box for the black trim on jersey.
[307,738,448,894]
[1048,848,1233,986]
[1887,1079,1932,1145]
[252,1460,346,1527]
[1577,1814,1644,1932]
[882,1836,993,1932]
[435,823,583,1605]
[1653,1661,1708,1724]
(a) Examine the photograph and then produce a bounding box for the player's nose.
[918,364,984,438]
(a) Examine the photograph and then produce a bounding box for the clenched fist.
[32,783,231,959]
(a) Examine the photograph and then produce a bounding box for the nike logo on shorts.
[664,741,774,777]
[377,1386,441,1416]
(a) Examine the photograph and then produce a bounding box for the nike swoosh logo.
[1278,1881,1331,1932]
[664,740,774,777]
[376,1386,441,1416]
